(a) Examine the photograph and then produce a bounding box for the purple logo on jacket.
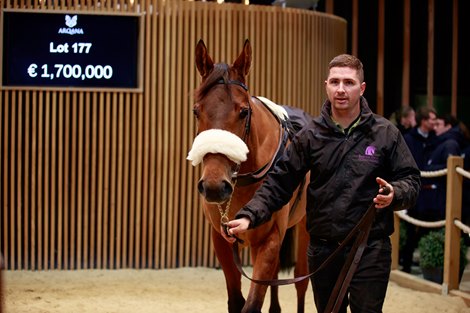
[358,145,379,163]
[365,145,376,156]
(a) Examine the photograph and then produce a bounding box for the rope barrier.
[454,219,470,235]
[420,168,447,178]
[395,210,446,228]
[456,166,470,180]
[397,166,470,229]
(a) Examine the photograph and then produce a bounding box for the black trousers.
[308,237,392,313]
[401,222,431,273]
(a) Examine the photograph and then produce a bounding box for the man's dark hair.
[328,54,364,83]
[437,113,459,127]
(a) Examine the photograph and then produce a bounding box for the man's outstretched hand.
[374,177,394,209]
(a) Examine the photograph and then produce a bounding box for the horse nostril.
[222,180,233,196]
[197,180,205,195]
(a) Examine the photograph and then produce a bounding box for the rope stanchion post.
[391,213,401,270]
[443,156,464,294]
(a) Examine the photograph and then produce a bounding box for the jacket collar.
[320,96,374,134]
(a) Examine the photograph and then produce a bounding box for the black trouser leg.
[308,238,391,313]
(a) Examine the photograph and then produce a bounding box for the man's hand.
[220,217,251,243]
[374,177,394,209]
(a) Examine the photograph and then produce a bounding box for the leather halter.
[215,78,252,145]
[235,97,288,187]
[214,79,288,187]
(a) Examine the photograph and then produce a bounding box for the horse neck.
[240,98,282,173]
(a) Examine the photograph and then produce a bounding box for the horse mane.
[195,63,232,102]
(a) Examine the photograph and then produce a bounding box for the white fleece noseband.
[187,129,249,166]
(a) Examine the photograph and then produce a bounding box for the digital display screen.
[1,10,142,90]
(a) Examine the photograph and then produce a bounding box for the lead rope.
[229,186,391,293]
[218,193,233,229]
[219,165,245,243]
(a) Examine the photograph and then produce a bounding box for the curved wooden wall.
[0,0,346,270]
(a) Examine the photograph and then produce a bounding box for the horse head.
[187,39,253,204]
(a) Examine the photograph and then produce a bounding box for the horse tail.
[279,226,296,271]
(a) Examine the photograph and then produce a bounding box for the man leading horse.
[224,53,421,313]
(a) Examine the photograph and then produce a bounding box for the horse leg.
[269,279,281,313]
[294,218,310,313]
[212,227,246,313]
[243,230,282,313]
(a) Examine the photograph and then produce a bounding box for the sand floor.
[3,267,470,313]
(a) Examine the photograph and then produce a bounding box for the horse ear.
[233,39,252,77]
[195,39,214,78]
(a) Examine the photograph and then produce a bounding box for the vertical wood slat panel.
[128,93,137,268]
[82,92,90,269]
[103,93,111,268]
[50,93,57,269]
[57,92,64,269]
[16,92,22,270]
[109,93,118,269]
[10,92,16,270]
[154,0,163,269]
[175,2,184,270]
[192,2,199,268]
[122,93,131,268]
[23,92,30,270]
[0,0,346,270]
[140,0,152,268]
[89,92,98,269]
[70,93,77,270]
[96,93,104,269]
[182,1,191,268]
[168,1,177,269]
[136,93,144,269]
[63,93,71,269]
[76,92,84,270]
[147,0,158,269]
[1,92,4,268]
[43,92,50,270]
[37,91,43,270]
[116,94,125,269]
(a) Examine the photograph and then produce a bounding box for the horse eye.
[240,107,249,119]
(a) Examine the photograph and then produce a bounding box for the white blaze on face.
[187,129,249,166]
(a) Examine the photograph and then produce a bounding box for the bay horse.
[187,39,310,313]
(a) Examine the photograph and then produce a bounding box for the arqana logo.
[58,14,84,35]
[358,145,379,163]
[65,15,77,28]
[365,145,376,156]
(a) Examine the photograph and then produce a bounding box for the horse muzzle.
[197,178,233,204]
